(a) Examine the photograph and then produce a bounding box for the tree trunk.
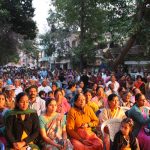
[112,0,147,70]
[79,0,85,71]
[112,34,137,70]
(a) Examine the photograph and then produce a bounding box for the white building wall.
[39,33,80,69]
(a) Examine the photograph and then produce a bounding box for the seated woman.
[91,86,107,109]
[39,98,73,150]
[5,92,40,150]
[99,94,126,122]
[120,91,133,108]
[127,93,150,150]
[0,93,9,148]
[91,83,98,97]
[54,89,71,114]
[84,89,99,113]
[67,93,103,150]
[99,94,126,150]
[134,75,145,94]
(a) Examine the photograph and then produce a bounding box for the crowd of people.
[0,66,150,150]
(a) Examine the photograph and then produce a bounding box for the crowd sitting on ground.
[0,66,150,149]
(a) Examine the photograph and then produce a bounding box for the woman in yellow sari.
[84,89,99,113]
[67,93,103,150]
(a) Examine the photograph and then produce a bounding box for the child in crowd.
[112,118,140,150]
[39,90,46,100]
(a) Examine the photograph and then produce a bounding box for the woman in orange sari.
[67,93,103,150]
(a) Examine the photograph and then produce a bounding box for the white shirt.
[15,86,23,96]
[106,81,120,92]
[29,97,46,116]
[38,85,52,94]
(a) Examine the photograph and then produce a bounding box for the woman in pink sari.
[67,93,103,150]
[91,86,107,109]
[54,89,71,114]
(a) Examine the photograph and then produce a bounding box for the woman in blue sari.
[128,93,150,150]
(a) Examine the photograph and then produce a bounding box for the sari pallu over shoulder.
[43,113,66,137]
[40,113,73,150]
[4,109,36,120]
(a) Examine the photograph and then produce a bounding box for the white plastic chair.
[120,106,130,113]
[101,118,122,142]
[143,106,150,110]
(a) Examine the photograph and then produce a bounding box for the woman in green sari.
[39,98,73,150]
[5,92,40,150]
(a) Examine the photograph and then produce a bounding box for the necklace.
[123,136,130,146]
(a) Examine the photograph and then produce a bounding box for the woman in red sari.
[134,75,145,94]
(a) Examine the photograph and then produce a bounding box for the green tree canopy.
[42,0,150,70]
[103,0,150,69]
[0,0,37,65]
[43,0,106,69]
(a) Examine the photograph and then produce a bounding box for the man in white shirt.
[106,75,120,93]
[105,83,119,97]
[28,85,46,116]
[38,79,52,94]
[14,79,23,96]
